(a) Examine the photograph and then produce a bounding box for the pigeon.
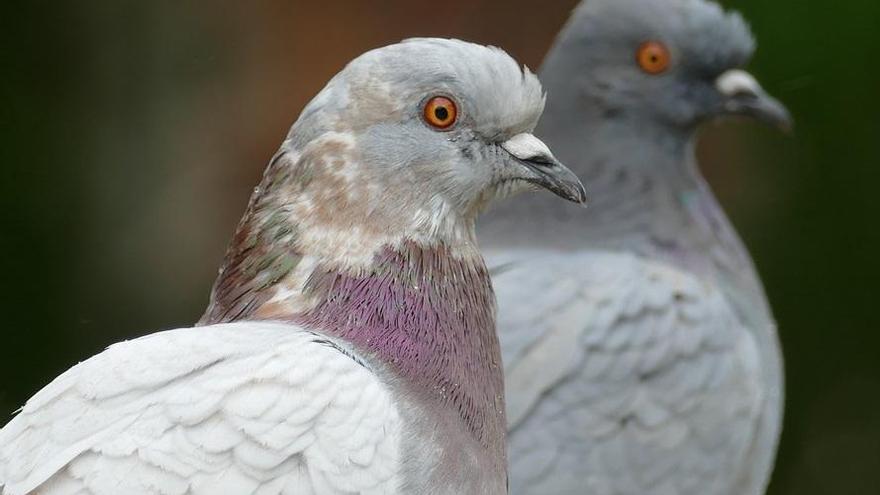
[0,38,586,495]
[479,1,790,494]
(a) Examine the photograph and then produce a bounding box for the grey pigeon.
[479,1,790,494]
[0,38,585,495]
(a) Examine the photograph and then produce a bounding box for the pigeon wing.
[0,322,402,495]
[490,249,769,495]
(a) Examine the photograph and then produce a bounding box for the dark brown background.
[1,1,878,493]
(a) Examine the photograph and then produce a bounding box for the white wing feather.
[490,249,772,495]
[0,322,402,495]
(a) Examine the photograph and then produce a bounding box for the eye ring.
[636,41,671,75]
[423,95,458,130]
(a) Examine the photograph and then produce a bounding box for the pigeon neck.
[296,241,505,455]
[200,163,505,458]
[535,107,774,338]
[564,116,765,288]
[201,140,484,325]
[483,108,757,285]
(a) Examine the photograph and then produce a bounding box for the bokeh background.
[1,1,877,493]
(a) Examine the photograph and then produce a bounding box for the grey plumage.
[480,1,787,494]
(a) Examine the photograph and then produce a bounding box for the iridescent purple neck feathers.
[299,242,504,449]
[203,232,505,452]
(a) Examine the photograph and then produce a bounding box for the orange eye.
[636,41,671,75]
[423,96,458,130]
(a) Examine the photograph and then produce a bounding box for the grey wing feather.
[489,249,771,495]
[0,322,403,495]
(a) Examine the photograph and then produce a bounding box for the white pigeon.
[479,1,790,494]
[0,38,586,495]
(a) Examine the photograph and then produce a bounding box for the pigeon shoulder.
[0,322,405,495]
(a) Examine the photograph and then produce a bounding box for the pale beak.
[501,133,587,205]
[715,69,793,132]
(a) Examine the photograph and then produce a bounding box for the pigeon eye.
[636,41,671,75]
[423,96,458,130]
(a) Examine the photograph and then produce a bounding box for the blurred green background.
[0,1,877,493]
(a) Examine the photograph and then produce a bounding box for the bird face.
[563,0,791,132]
[291,39,586,226]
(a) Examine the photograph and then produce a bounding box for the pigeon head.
[542,0,791,132]
[203,39,585,323]
[286,38,585,240]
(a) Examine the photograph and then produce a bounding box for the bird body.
[1,38,586,495]
[1,246,503,494]
[481,1,788,494]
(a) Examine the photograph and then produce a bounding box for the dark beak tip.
[554,180,588,206]
[518,156,587,205]
[552,169,588,206]
[764,98,794,134]
[778,111,795,135]
[540,181,587,206]
[573,185,589,206]
[734,93,794,135]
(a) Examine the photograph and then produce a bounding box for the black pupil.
[434,106,449,121]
